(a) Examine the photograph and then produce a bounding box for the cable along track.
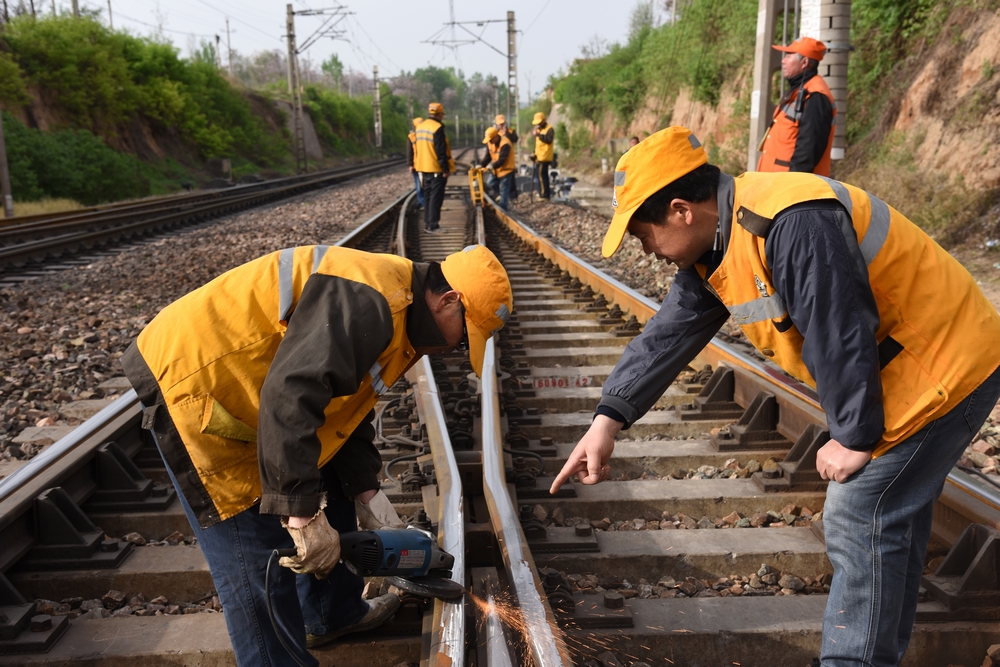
[0,164,998,665]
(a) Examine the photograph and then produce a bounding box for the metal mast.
[372,66,382,149]
[507,11,519,143]
[287,4,306,173]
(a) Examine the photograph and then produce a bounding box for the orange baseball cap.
[439,245,513,377]
[772,36,826,61]
[532,112,546,125]
[602,126,708,258]
[495,114,506,125]
[483,127,499,144]
[428,102,445,115]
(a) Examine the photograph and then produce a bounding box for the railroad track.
[0,157,403,280]
[0,158,998,666]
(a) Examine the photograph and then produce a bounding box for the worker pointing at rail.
[122,244,512,667]
[550,127,1000,667]
[479,126,516,210]
[414,102,455,233]
[757,36,836,175]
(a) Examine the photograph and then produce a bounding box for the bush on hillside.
[2,112,149,205]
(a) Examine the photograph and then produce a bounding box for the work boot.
[305,593,400,648]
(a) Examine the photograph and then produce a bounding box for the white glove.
[355,490,405,530]
[280,503,341,579]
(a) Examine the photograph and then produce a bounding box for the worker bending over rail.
[122,244,511,667]
[550,127,1000,667]
[479,126,516,210]
[414,102,455,233]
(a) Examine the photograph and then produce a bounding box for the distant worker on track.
[495,114,520,202]
[122,243,512,667]
[406,117,426,208]
[531,111,555,199]
[551,126,1000,667]
[414,102,455,233]
[479,126,516,210]
[757,36,835,176]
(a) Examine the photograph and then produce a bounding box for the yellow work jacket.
[135,246,421,523]
[488,135,516,178]
[698,172,1000,455]
[534,124,554,162]
[415,118,454,173]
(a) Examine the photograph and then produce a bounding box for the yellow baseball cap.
[602,126,708,258]
[428,102,444,115]
[495,114,506,125]
[531,112,546,125]
[412,117,424,128]
[483,127,499,144]
[439,245,513,378]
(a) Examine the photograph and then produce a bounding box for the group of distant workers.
[406,102,557,229]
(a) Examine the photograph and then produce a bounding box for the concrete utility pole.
[372,66,382,149]
[286,4,306,173]
[747,0,850,170]
[107,0,113,28]
[226,19,234,79]
[507,11,519,143]
[71,0,78,17]
[0,113,14,218]
[214,35,222,70]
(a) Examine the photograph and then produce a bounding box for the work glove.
[279,502,341,579]
[355,490,405,530]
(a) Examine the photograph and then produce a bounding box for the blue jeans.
[157,437,368,667]
[496,172,513,210]
[412,171,424,206]
[821,365,1000,666]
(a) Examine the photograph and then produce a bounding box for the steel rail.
[486,196,1000,533]
[480,340,572,666]
[0,158,403,230]
[0,159,404,269]
[395,189,467,667]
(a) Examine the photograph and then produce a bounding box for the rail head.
[480,340,571,666]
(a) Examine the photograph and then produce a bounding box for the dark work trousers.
[124,345,382,667]
[537,161,551,199]
[421,172,447,230]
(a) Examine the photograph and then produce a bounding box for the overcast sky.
[80,1,637,103]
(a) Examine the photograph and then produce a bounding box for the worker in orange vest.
[757,36,836,176]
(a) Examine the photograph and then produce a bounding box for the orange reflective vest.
[135,247,420,522]
[534,124,554,163]
[414,118,454,173]
[488,135,516,178]
[698,172,1000,455]
[757,74,836,176]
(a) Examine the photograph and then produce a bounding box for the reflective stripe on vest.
[414,119,444,173]
[278,245,331,322]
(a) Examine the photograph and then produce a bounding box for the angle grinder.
[266,527,463,665]
[338,527,466,601]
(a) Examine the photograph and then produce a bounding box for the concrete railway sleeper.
[0,159,997,665]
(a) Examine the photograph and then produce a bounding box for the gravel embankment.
[0,171,412,458]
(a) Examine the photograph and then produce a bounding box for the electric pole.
[226,19,234,80]
[71,0,78,17]
[372,66,382,149]
[286,4,306,173]
[0,112,14,218]
[214,35,222,70]
[107,0,112,29]
[507,11,519,144]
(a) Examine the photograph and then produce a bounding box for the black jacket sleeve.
[406,139,415,168]
[790,90,833,172]
[765,201,884,450]
[537,127,554,144]
[597,268,730,426]
[433,126,450,173]
[257,274,394,517]
[506,129,519,144]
